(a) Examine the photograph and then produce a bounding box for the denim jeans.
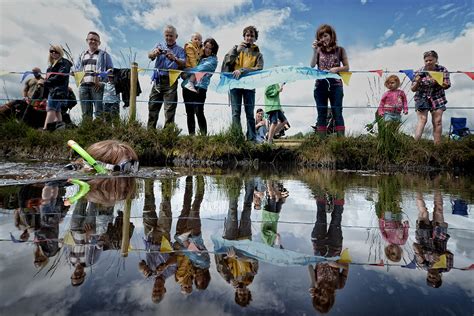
[230,88,256,141]
[313,79,345,131]
[79,84,104,120]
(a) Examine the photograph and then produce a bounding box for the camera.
[160,49,169,55]
[316,41,324,47]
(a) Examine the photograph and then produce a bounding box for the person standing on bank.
[75,31,113,121]
[43,45,72,131]
[147,25,186,129]
[221,26,264,142]
[412,50,450,145]
[181,38,219,135]
[310,24,349,138]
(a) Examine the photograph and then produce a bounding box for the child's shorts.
[383,112,401,122]
[267,110,287,124]
[47,96,65,112]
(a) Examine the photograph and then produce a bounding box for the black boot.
[46,122,56,131]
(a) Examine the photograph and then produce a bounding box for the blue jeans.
[230,88,256,141]
[79,84,104,120]
[313,79,344,131]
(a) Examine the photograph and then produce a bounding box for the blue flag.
[399,69,415,81]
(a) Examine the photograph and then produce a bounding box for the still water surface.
[0,167,473,315]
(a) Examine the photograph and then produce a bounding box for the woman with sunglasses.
[412,50,451,145]
[43,45,72,131]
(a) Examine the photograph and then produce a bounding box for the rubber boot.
[336,130,345,137]
[316,130,327,139]
[46,122,57,131]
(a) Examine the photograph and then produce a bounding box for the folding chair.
[449,117,471,140]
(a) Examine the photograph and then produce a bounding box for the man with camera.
[147,25,186,129]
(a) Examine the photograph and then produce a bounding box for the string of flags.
[1,67,473,90]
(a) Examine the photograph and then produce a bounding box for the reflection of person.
[43,45,72,131]
[222,26,264,142]
[215,178,258,307]
[309,191,348,314]
[261,180,288,248]
[174,176,211,293]
[147,25,186,129]
[413,191,453,288]
[65,177,136,287]
[375,177,409,263]
[139,179,177,303]
[412,50,451,145]
[181,38,219,135]
[310,24,349,138]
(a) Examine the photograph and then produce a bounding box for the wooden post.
[121,198,132,257]
[129,62,138,122]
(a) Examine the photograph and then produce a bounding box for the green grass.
[1,118,473,172]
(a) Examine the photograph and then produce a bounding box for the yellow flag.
[160,236,173,253]
[168,69,182,87]
[339,72,352,86]
[137,68,145,72]
[428,71,444,86]
[432,254,447,269]
[63,230,74,246]
[73,71,85,87]
[0,71,9,77]
[338,248,352,263]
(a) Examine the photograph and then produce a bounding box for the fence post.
[129,62,138,122]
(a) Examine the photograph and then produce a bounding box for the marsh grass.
[1,118,473,171]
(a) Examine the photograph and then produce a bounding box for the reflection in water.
[0,171,473,315]
[414,190,453,288]
[310,179,348,314]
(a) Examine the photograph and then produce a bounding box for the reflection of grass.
[1,118,473,171]
[375,177,402,219]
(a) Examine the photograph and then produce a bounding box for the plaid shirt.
[413,64,450,108]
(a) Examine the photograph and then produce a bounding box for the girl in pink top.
[377,75,408,122]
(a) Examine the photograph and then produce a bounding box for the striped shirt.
[81,51,99,84]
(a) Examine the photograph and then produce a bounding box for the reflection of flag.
[401,256,417,269]
[10,232,27,243]
[194,72,205,83]
[338,248,352,263]
[370,259,384,267]
[161,236,173,253]
[187,241,199,252]
[432,254,447,269]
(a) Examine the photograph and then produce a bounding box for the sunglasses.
[49,50,59,54]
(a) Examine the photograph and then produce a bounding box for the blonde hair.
[384,75,401,89]
[385,244,402,262]
[48,45,64,65]
[191,32,202,40]
[86,140,138,165]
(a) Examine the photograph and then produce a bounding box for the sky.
[0,0,473,136]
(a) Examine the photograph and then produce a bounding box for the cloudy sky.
[0,0,473,136]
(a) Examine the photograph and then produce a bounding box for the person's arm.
[22,81,30,98]
[104,51,113,70]
[401,91,408,114]
[310,48,318,68]
[330,47,349,73]
[377,92,387,116]
[411,72,421,92]
[442,67,451,90]
[265,84,279,98]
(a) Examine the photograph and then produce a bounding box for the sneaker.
[56,122,66,130]
[184,82,198,93]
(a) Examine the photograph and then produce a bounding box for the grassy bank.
[1,119,473,172]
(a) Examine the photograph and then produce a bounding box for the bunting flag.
[97,71,108,79]
[214,66,340,93]
[10,232,26,243]
[428,71,444,86]
[194,72,206,83]
[160,235,173,253]
[460,264,474,270]
[168,69,182,86]
[399,69,415,81]
[401,256,417,269]
[137,68,145,72]
[20,71,33,83]
[432,254,447,269]
[73,71,85,87]
[187,241,200,252]
[0,71,9,76]
[338,248,352,263]
[370,70,383,77]
[463,72,474,80]
[339,72,352,85]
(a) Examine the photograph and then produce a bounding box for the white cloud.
[383,29,394,40]
[361,0,368,5]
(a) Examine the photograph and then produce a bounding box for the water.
[0,167,473,315]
